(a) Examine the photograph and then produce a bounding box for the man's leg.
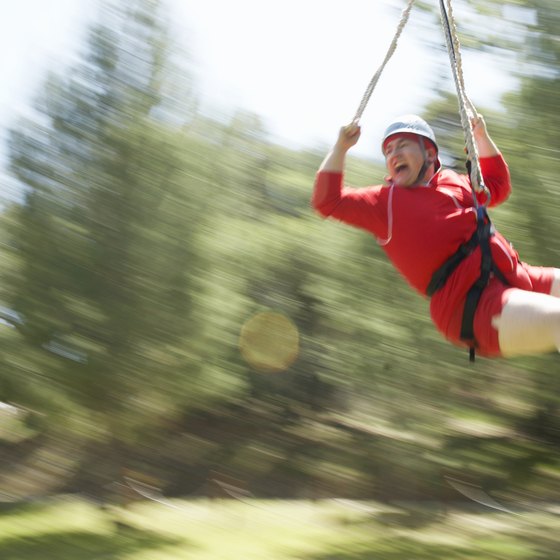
[492,278,560,357]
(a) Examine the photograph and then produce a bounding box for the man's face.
[383,133,434,187]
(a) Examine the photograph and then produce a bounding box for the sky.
[0,0,516,164]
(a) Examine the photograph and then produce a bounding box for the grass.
[0,497,559,559]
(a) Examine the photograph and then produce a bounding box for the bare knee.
[496,291,560,357]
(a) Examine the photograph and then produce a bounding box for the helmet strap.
[415,137,431,184]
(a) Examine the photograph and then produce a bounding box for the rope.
[438,0,489,202]
[351,0,489,204]
[352,0,417,124]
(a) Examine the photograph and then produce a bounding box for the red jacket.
[312,155,537,342]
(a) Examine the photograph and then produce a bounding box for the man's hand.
[470,113,499,158]
[471,114,488,141]
[319,123,362,173]
[335,123,361,152]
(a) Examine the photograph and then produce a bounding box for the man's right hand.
[335,123,361,152]
[318,123,362,173]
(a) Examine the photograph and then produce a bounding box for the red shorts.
[441,264,555,357]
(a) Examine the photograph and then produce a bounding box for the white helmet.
[382,114,438,152]
[382,114,440,174]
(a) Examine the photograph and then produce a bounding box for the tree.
[2,0,209,497]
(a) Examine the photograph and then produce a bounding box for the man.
[312,114,560,358]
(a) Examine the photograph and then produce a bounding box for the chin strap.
[414,138,434,185]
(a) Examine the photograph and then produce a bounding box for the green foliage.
[0,0,228,494]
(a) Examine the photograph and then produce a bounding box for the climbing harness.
[426,205,509,361]
[438,0,506,361]
[353,0,503,361]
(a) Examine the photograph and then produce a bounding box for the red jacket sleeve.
[311,171,344,217]
[311,171,387,236]
[478,153,511,207]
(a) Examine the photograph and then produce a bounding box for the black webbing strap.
[459,207,494,362]
[426,229,480,297]
[427,206,506,362]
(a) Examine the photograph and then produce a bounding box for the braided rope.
[352,0,417,124]
[351,0,488,203]
[439,0,488,201]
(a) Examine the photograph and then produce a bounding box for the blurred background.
[0,0,559,558]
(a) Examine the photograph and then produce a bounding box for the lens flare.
[239,311,299,372]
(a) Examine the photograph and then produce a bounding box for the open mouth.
[395,163,408,174]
